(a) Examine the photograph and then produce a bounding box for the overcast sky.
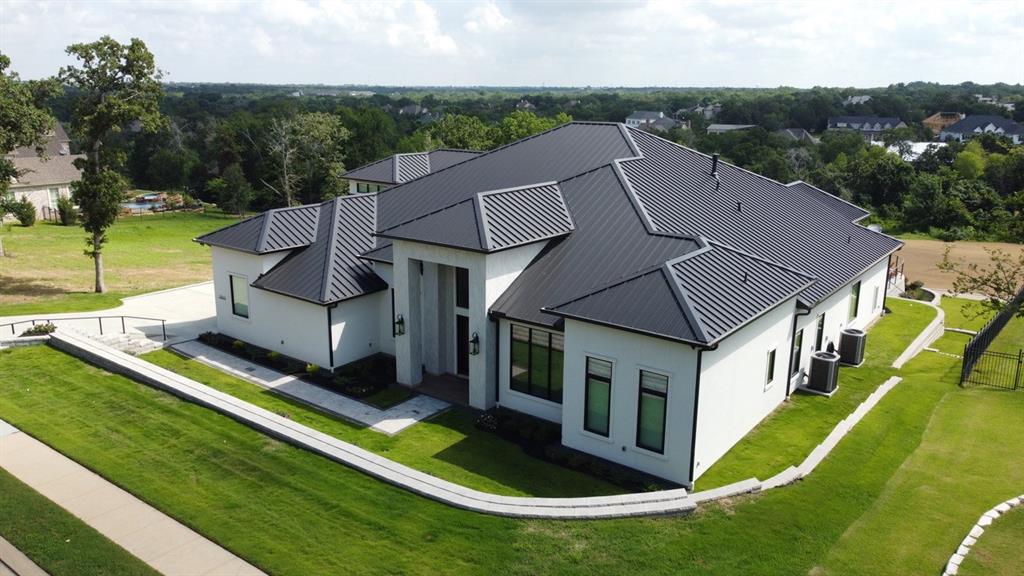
[2,0,1022,87]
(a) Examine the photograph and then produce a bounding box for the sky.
[1,0,1022,88]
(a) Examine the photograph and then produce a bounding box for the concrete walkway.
[172,340,450,435]
[0,282,215,344]
[0,420,263,576]
[0,535,47,576]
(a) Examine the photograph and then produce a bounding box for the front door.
[456,314,469,377]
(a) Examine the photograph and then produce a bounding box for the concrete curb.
[0,535,49,576]
[942,493,1023,575]
[891,296,944,369]
[0,335,50,350]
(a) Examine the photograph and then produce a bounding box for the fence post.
[162,320,167,342]
[121,316,126,334]
[1015,349,1023,391]
[98,317,103,335]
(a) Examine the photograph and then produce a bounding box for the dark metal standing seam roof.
[785,181,870,222]
[944,115,1022,134]
[195,205,319,254]
[343,149,483,186]
[479,183,575,251]
[251,195,386,304]
[394,153,431,182]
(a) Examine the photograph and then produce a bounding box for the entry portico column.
[395,256,422,387]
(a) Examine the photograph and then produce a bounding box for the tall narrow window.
[229,274,249,318]
[791,329,804,376]
[584,358,612,436]
[765,349,777,389]
[849,281,861,321]
[872,286,880,310]
[48,187,60,208]
[636,370,668,454]
[815,313,825,351]
[509,324,563,403]
[455,267,469,309]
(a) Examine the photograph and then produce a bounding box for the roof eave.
[541,307,713,349]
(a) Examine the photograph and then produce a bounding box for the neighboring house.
[342,149,482,194]
[922,112,965,136]
[516,100,536,111]
[684,103,722,119]
[398,104,427,116]
[5,122,82,219]
[650,117,688,132]
[625,112,687,132]
[707,124,756,135]
[774,128,816,143]
[842,95,872,106]
[197,122,899,487]
[826,116,906,141]
[939,115,1024,145]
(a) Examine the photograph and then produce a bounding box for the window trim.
[508,323,564,404]
[583,356,613,437]
[229,273,250,319]
[48,187,61,208]
[635,369,669,455]
[765,348,777,390]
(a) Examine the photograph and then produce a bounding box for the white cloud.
[250,27,275,56]
[464,1,511,34]
[386,1,458,55]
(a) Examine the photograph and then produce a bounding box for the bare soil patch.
[896,239,1024,291]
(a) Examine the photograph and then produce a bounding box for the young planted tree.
[939,246,1024,318]
[60,36,165,293]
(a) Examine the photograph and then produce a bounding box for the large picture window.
[636,370,668,454]
[230,274,249,318]
[584,357,612,436]
[510,324,564,403]
[849,281,861,321]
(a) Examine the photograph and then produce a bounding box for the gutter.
[785,301,813,398]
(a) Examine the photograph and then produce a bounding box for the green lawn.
[143,349,619,498]
[0,468,156,576]
[696,298,936,489]
[0,211,235,316]
[959,505,1024,576]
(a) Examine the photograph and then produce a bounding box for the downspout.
[493,317,500,406]
[327,304,336,369]
[687,343,716,488]
[786,301,813,398]
[882,253,894,312]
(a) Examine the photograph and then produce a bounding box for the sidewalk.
[0,420,264,576]
[172,340,450,434]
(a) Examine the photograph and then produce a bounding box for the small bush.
[305,363,319,376]
[267,350,281,363]
[232,339,245,350]
[907,279,924,290]
[20,323,56,337]
[56,196,77,225]
[12,197,36,227]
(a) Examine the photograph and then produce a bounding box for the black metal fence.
[960,284,1024,390]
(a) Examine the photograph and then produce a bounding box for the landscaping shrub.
[56,196,78,225]
[12,197,36,227]
[232,339,245,351]
[20,323,56,337]
[267,350,281,364]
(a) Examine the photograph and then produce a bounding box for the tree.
[60,36,165,293]
[0,53,60,212]
[939,246,1024,317]
[496,111,571,145]
[263,112,349,206]
[210,164,253,217]
[433,114,495,150]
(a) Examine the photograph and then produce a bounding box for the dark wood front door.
[456,314,469,376]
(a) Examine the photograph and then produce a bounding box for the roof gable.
[479,183,575,251]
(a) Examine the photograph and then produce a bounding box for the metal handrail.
[0,315,167,341]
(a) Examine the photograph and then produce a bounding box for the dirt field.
[895,239,1024,290]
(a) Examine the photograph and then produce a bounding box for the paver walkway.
[0,419,264,576]
[172,340,451,434]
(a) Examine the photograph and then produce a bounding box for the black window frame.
[849,281,861,321]
[814,313,825,351]
[229,273,249,319]
[455,267,469,309]
[765,348,777,388]
[791,329,804,376]
[636,370,668,454]
[509,323,564,404]
[584,357,613,437]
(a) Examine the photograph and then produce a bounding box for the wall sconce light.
[469,332,480,355]
[394,314,405,336]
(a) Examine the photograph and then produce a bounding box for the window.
[872,286,880,310]
[637,370,668,453]
[765,349,777,389]
[229,274,249,318]
[455,267,469,309]
[584,357,612,436]
[791,329,804,376]
[815,313,825,351]
[510,324,563,403]
[48,188,60,208]
[849,281,861,321]
[356,183,367,194]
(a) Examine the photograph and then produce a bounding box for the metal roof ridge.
[476,180,561,198]
[376,196,477,235]
[659,263,710,344]
[473,194,491,250]
[318,197,344,302]
[784,180,872,220]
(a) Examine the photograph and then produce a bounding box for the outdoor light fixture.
[469,332,480,355]
[394,314,405,336]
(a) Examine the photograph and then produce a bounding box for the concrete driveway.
[0,282,215,343]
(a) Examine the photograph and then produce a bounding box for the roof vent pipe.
[736,201,742,212]
[711,153,719,176]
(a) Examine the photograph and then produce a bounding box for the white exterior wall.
[692,298,797,483]
[373,263,396,356]
[391,239,543,409]
[559,319,699,485]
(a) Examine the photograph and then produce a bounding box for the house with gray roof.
[707,124,756,135]
[827,116,905,141]
[197,122,900,487]
[342,149,482,194]
[5,121,82,219]
[939,115,1023,145]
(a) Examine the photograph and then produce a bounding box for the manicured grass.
[0,211,235,315]
[940,297,993,332]
[140,348,619,498]
[0,468,156,576]
[696,298,936,489]
[958,505,1024,576]
[363,385,415,409]
[1,309,1020,574]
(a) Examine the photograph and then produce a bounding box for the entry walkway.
[0,419,264,576]
[172,340,450,435]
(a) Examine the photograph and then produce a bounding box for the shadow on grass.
[0,274,72,297]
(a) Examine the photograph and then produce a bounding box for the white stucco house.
[197,122,901,487]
